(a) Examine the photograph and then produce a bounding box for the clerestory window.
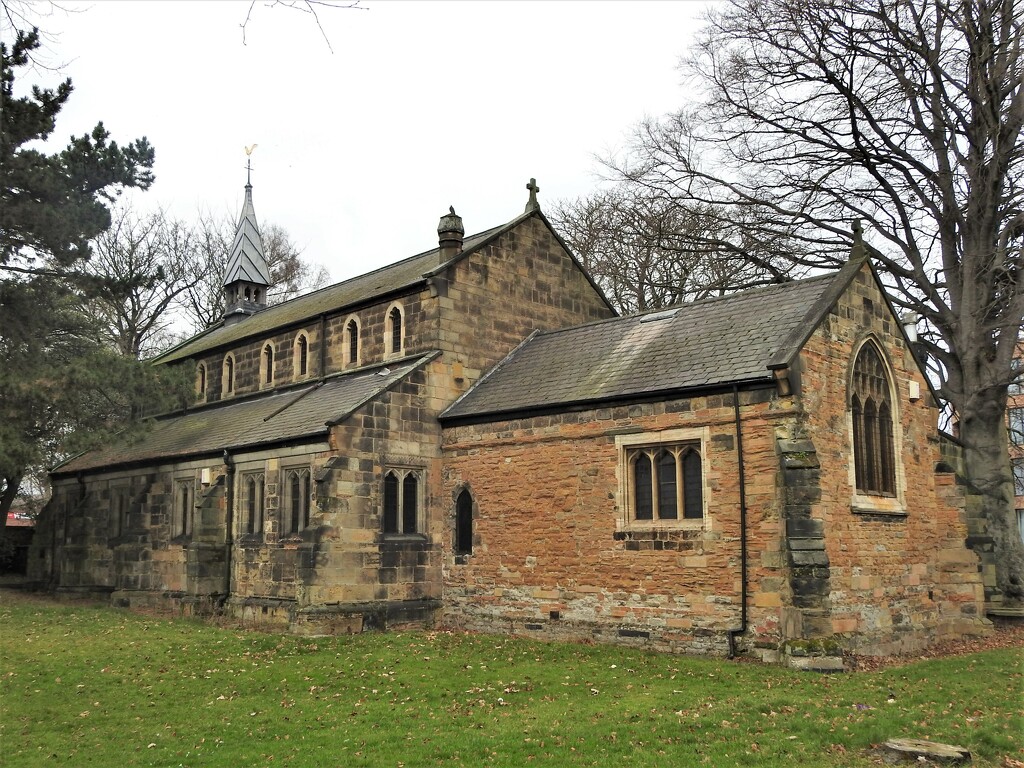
[261,343,275,387]
[295,333,309,378]
[386,305,403,357]
[223,354,235,395]
[345,318,360,368]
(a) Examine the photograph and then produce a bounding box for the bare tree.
[181,212,329,334]
[550,187,801,313]
[85,206,204,359]
[610,0,1024,601]
[240,0,366,52]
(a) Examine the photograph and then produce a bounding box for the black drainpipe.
[223,450,236,602]
[318,313,328,379]
[729,384,749,658]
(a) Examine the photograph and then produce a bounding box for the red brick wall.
[441,391,797,656]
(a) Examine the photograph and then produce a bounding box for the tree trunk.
[958,396,1024,605]
[0,474,21,545]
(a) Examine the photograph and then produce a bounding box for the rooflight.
[640,308,680,323]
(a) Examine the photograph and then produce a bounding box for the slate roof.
[53,355,436,475]
[154,219,516,365]
[441,269,851,423]
[222,184,272,287]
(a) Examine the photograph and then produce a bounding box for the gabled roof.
[154,211,545,365]
[441,266,861,423]
[222,183,272,287]
[53,354,437,476]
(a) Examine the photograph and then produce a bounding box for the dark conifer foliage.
[0,29,187,538]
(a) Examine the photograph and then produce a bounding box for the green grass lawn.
[1,593,1021,767]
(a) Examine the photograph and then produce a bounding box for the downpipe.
[728,384,749,659]
[223,450,235,605]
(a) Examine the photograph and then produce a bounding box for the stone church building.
[29,180,990,667]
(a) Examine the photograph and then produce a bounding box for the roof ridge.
[520,272,840,344]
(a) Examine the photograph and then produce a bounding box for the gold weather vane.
[244,144,258,185]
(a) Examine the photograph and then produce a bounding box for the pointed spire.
[222,171,272,324]
[223,183,272,288]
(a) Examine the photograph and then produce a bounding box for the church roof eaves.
[153,221,511,366]
[440,272,843,424]
[52,354,436,476]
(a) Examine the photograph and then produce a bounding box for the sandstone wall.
[795,264,988,654]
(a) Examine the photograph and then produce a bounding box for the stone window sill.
[381,533,428,544]
[851,503,907,518]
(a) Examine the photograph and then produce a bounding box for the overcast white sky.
[16,0,713,283]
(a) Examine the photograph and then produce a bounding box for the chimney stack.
[438,206,464,263]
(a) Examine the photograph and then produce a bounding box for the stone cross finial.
[525,178,540,212]
[851,218,866,261]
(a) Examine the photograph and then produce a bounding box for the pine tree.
[0,29,187,540]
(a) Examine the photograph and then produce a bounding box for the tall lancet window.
[851,341,896,496]
[345,319,359,367]
[295,334,309,377]
[387,306,403,356]
[223,354,235,395]
[261,343,274,386]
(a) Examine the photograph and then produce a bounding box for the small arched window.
[345,319,359,367]
[295,334,309,377]
[455,489,473,556]
[850,340,896,496]
[223,354,235,395]
[196,363,207,398]
[387,306,403,356]
[262,343,274,386]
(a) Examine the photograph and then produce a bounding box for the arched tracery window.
[382,468,420,534]
[630,445,703,521]
[851,341,896,495]
[244,473,265,535]
[283,468,311,534]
